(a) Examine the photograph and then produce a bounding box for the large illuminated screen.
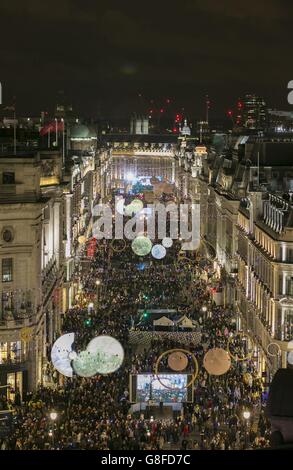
[137,374,187,402]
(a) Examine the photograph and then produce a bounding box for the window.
[2,258,13,282]
[2,172,15,184]
[287,249,293,262]
[0,342,8,364]
[286,276,293,296]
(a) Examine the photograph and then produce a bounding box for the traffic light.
[143,294,150,301]
[143,311,149,319]
[85,318,92,327]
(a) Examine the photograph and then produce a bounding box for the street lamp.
[50,411,57,421]
[49,411,57,448]
[243,410,251,420]
[243,410,251,449]
[96,279,101,286]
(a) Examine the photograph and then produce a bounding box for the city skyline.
[1,0,293,116]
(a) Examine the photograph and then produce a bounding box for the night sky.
[1,0,293,118]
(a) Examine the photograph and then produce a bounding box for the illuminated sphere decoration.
[288,350,293,365]
[168,351,188,371]
[151,244,166,260]
[162,237,173,248]
[51,333,75,378]
[125,198,144,217]
[203,348,231,376]
[87,335,124,374]
[132,236,152,256]
[72,350,101,378]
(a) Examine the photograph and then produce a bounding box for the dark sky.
[0,0,293,118]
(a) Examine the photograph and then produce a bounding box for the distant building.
[177,131,293,374]
[267,109,293,132]
[0,150,65,395]
[130,115,149,135]
[240,94,267,130]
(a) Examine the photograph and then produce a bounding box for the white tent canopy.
[175,315,196,329]
[153,316,174,327]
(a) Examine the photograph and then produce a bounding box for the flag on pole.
[40,120,64,136]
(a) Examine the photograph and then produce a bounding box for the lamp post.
[49,411,58,448]
[96,279,101,308]
[243,410,251,449]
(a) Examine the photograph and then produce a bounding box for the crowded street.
[0,175,272,450]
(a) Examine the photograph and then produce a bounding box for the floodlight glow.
[125,172,135,182]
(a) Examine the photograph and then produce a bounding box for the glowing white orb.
[288,351,293,365]
[87,335,124,374]
[51,333,75,377]
[151,244,166,259]
[72,350,100,378]
[162,237,173,248]
[125,198,143,216]
[132,236,152,256]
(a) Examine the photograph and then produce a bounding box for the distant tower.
[181,119,191,136]
[206,95,210,124]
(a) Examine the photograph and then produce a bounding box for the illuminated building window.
[0,342,8,363]
[2,258,13,282]
[0,341,22,364]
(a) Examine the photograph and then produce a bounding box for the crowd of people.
[0,205,272,450]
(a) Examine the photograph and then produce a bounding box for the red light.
[227,110,233,117]
[149,109,153,114]
[166,99,171,104]
[160,108,164,113]
[173,127,177,133]
[237,101,243,109]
